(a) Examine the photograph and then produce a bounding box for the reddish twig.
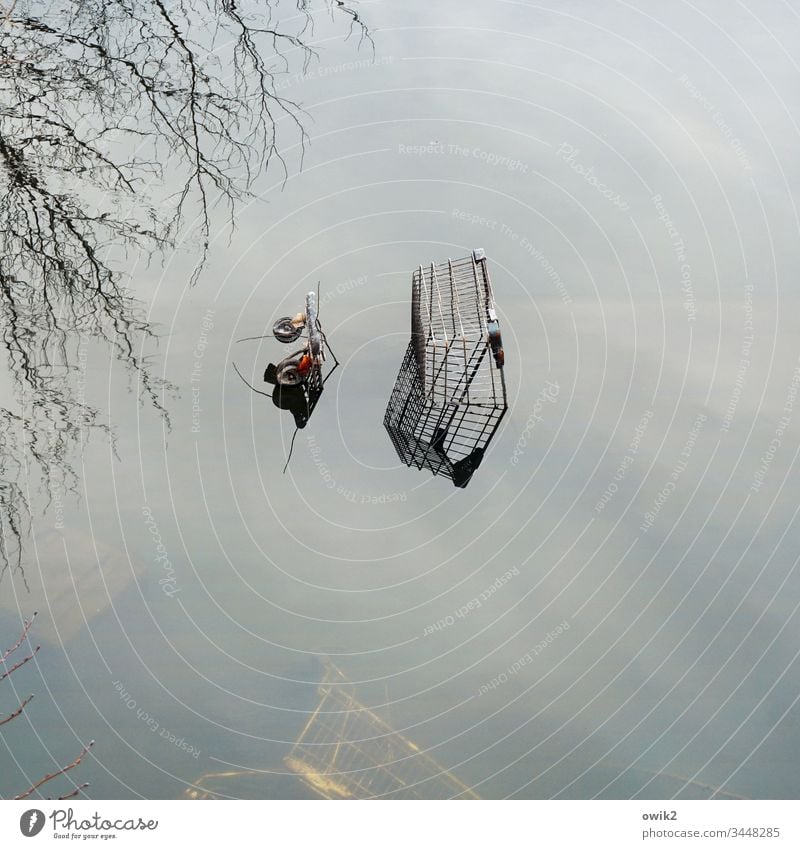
[1,611,37,662]
[14,740,95,800]
[0,645,40,681]
[0,693,33,725]
[56,782,90,800]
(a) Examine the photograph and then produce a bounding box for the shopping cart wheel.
[487,320,504,368]
[276,357,303,386]
[273,317,303,343]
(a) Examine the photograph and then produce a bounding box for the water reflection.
[384,251,508,488]
[234,290,339,462]
[0,318,168,585]
[3,0,800,803]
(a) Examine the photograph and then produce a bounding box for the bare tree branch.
[2,615,92,799]
[1,609,36,661]
[56,781,90,800]
[13,739,95,800]
[0,692,33,725]
[0,644,40,680]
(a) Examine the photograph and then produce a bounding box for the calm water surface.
[2,0,800,799]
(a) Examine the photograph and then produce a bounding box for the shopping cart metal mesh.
[284,660,479,799]
[384,249,508,487]
[184,659,479,800]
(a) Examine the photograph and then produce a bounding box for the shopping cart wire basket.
[383,249,508,488]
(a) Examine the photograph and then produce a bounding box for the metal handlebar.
[306,291,322,360]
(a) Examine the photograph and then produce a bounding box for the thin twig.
[1,611,37,662]
[0,645,40,680]
[56,782,90,800]
[14,740,95,801]
[0,693,33,725]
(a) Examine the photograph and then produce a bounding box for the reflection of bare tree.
[0,0,370,573]
[1,612,93,799]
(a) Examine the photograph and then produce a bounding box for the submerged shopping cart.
[383,249,508,488]
[184,659,480,799]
